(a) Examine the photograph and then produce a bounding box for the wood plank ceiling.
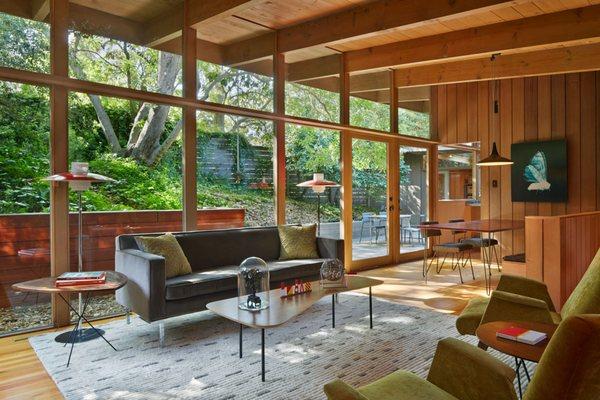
[7,0,600,103]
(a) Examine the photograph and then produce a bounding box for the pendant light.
[477,53,513,167]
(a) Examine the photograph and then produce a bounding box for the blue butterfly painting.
[523,151,551,191]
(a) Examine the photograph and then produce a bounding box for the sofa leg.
[125,307,131,325]
[158,322,165,347]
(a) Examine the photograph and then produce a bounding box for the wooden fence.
[0,209,244,308]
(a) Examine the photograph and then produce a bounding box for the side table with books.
[12,271,127,367]
[476,320,557,399]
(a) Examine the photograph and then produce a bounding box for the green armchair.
[324,315,600,400]
[456,248,600,336]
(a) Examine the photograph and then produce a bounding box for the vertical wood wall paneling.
[551,75,567,216]
[537,76,552,216]
[437,86,447,144]
[524,77,539,217]
[467,82,478,143]
[433,71,600,262]
[512,78,525,254]
[49,0,71,327]
[490,80,501,240]
[456,83,467,143]
[565,74,581,214]
[182,5,198,231]
[580,72,596,212]
[478,81,490,222]
[499,79,513,256]
[597,72,600,211]
[446,84,457,145]
[273,53,286,224]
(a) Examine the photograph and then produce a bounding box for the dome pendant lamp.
[477,53,513,167]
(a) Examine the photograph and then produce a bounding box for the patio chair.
[371,212,387,244]
[359,212,375,243]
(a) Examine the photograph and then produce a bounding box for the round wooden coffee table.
[12,271,127,367]
[476,320,557,398]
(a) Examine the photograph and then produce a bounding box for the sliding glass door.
[398,146,428,255]
[351,137,391,264]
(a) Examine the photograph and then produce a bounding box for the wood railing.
[0,209,244,308]
[525,211,600,311]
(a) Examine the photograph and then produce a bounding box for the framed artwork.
[511,139,567,202]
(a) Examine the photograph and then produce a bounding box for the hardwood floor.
[0,259,498,400]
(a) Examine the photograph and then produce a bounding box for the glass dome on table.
[238,257,270,311]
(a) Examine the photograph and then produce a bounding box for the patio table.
[417,219,524,294]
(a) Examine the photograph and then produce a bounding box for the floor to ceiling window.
[197,111,276,227]
[285,124,341,237]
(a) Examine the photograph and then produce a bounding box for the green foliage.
[0,14,49,73]
[0,82,50,213]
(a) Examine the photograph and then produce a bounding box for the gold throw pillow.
[137,233,192,278]
[278,224,319,260]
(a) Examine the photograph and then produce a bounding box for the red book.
[496,326,528,341]
[55,277,106,287]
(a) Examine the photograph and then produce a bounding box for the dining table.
[417,219,524,294]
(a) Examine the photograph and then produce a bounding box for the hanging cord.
[491,53,501,114]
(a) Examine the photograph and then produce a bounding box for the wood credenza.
[525,211,600,311]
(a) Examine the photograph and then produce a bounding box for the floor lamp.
[46,165,114,343]
[297,173,339,236]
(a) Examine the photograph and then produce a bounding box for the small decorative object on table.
[238,257,270,311]
[279,279,312,298]
[320,258,346,288]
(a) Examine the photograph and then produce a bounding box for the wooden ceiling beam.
[347,5,600,72]
[68,3,145,45]
[142,0,264,48]
[286,55,340,83]
[0,0,32,19]
[394,42,600,87]
[187,0,263,26]
[276,0,523,53]
[30,0,49,21]
[224,33,276,66]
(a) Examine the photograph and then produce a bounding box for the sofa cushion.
[137,233,192,279]
[278,224,319,260]
[166,259,326,301]
[267,258,325,282]
[165,265,238,300]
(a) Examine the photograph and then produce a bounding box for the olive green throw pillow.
[137,233,192,278]
[278,224,319,260]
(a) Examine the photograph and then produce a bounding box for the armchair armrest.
[480,290,554,326]
[496,274,555,311]
[317,237,344,263]
[427,338,517,400]
[115,248,166,323]
[324,380,369,400]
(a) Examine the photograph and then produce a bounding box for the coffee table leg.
[369,287,373,329]
[515,357,523,399]
[331,294,335,328]
[239,324,243,358]
[261,329,265,382]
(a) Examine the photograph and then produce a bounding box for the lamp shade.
[296,173,339,193]
[45,172,114,191]
[476,142,513,167]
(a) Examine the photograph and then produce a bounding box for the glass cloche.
[238,257,270,311]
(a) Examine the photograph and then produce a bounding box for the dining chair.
[461,232,501,274]
[420,221,442,283]
[431,219,475,284]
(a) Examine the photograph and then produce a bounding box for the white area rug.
[30,293,530,399]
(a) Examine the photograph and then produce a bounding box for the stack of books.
[55,271,106,287]
[496,326,547,345]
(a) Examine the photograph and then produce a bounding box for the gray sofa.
[115,226,344,323]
